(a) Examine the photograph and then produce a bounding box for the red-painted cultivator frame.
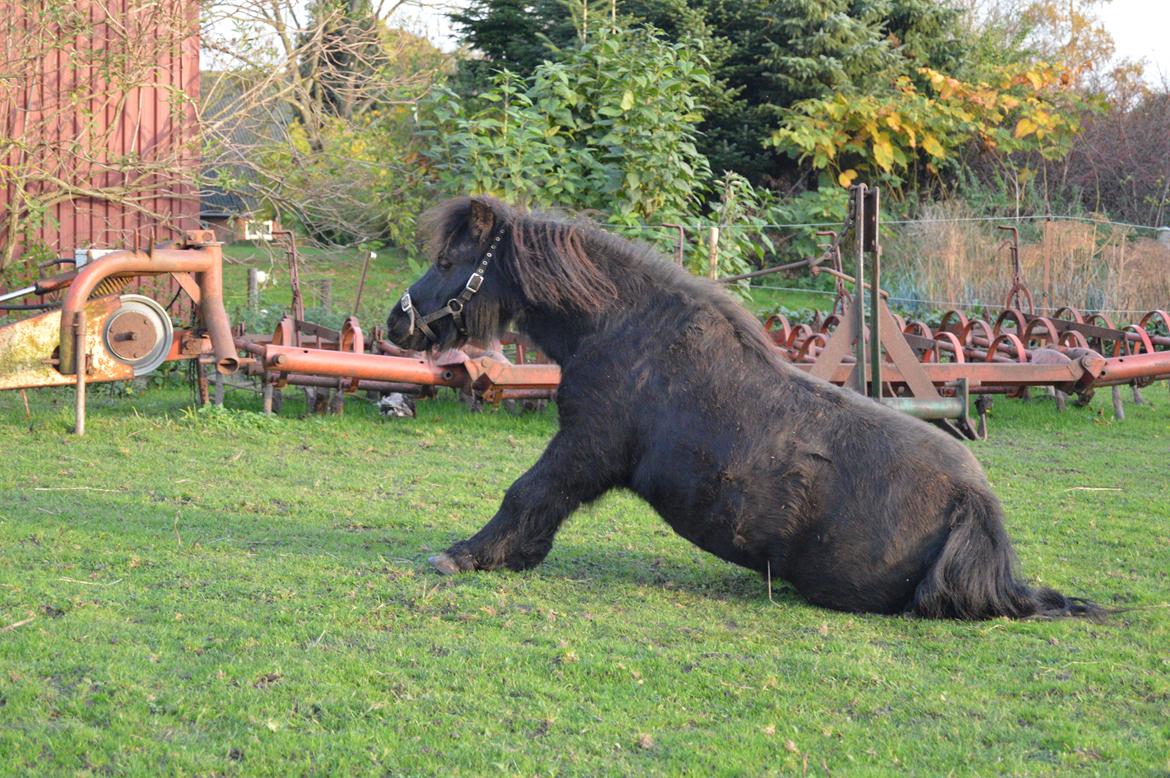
[748,185,1168,436]
[1,187,1166,436]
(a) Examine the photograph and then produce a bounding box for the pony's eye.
[437,258,453,271]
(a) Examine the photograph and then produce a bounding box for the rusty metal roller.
[101,294,174,376]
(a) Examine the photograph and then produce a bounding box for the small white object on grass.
[379,392,416,418]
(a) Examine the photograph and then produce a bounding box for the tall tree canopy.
[450,0,973,186]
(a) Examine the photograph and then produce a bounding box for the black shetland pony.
[387,196,1098,620]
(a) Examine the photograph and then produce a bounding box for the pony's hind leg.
[430,431,619,574]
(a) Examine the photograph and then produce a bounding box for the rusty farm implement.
[0,188,1167,436]
[749,186,1168,432]
[0,230,557,433]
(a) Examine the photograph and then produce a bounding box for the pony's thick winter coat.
[386,196,1097,619]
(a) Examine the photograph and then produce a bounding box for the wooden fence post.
[247,268,259,314]
[707,226,720,280]
[317,279,333,311]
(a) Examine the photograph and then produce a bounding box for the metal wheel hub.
[102,294,173,376]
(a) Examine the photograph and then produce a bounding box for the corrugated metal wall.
[0,0,200,262]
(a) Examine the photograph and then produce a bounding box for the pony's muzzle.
[387,294,417,346]
[389,290,438,347]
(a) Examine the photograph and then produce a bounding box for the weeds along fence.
[13,208,1156,329]
[881,203,1170,316]
[615,207,1170,320]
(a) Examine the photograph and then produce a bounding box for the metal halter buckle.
[400,292,413,312]
[447,298,464,313]
[464,272,484,293]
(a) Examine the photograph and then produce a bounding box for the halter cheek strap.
[399,225,505,343]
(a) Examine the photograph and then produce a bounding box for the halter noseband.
[399,224,505,343]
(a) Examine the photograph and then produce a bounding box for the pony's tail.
[911,486,1103,620]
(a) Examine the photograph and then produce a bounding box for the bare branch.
[1,0,200,268]
[198,0,450,245]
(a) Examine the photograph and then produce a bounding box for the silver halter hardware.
[399,225,505,343]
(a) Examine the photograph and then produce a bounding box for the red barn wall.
[0,0,200,262]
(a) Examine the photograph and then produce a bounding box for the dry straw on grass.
[883,201,1170,316]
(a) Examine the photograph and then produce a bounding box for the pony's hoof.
[429,553,463,575]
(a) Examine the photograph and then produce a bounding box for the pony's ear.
[469,198,496,242]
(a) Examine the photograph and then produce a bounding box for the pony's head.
[387,196,516,351]
[387,196,616,351]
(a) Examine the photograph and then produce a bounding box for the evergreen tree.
[451,0,708,78]
[450,0,574,79]
[450,0,970,187]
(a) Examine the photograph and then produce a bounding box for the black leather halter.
[398,225,505,343]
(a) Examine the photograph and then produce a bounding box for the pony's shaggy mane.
[418,196,777,365]
[577,224,781,367]
[419,196,617,315]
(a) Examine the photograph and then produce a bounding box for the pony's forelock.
[417,196,510,264]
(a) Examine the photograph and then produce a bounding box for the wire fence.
[608,209,1170,318]
[231,205,1167,321]
[614,213,1170,234]
[747,284,1163,318]
[5,204,1165,334]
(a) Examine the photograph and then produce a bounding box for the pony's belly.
[780,542,920,613]
[629,454,764,571]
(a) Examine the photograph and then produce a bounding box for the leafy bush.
[420,25,712,226]
[258,110,437,250]
[771,64,1092,196]
[768,189,852,263]
[448,0,975,187]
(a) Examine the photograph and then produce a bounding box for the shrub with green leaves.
[255,109,436,249]
[770,64,1093,197]
[420,25,712,226]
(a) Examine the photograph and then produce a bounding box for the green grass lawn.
[0,376,1167,775]
[0,241,1167,774]
[745,285,839,316]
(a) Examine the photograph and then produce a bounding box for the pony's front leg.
[429,431,616,574]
